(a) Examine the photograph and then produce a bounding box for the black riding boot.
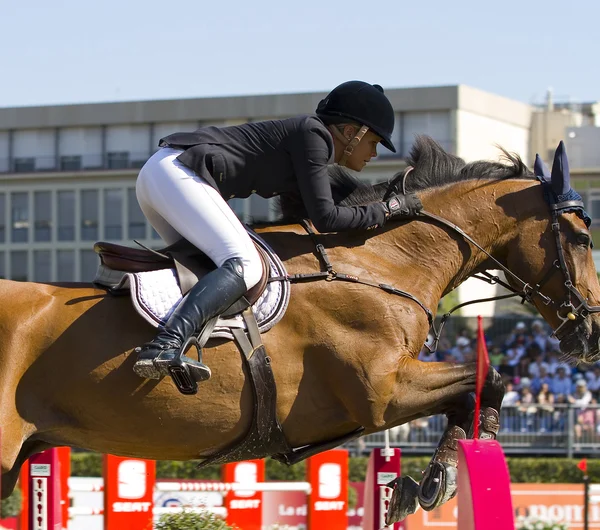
[133,257,247,394]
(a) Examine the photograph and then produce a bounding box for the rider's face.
[345,129,382,172]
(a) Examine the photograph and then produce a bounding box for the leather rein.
[273,167,600,353]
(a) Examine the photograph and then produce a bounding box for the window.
[11,192,29,243]
[10,251,27,281]
[58,191,75,241]
[0,193,6,243]
[80,250,98,282]
[34,191,52,242]
[57,250,75,281]
[81,190,99,241]
[401,111,452,156]
[107,152,129,169]
[34,250,51,282]
[0,252,5,278]
[13,157,35,173]
[104,188,123,240]
[60,155,82,171]
[127,189,145,239]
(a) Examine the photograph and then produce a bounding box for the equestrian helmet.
[316,80,396,152]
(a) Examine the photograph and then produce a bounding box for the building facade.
[1,83,597,317]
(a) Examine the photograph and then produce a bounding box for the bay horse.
[1,137,599,520]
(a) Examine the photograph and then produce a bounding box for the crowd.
[416,319,600,439]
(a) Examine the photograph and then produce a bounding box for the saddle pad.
[95,233,290,341]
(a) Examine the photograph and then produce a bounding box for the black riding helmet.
[316,81,396,153]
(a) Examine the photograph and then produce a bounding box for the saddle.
[94,237,271,318]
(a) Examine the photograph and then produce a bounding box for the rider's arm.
[289,122,386,232]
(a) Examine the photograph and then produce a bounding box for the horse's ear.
[534,154,551,182]
[550,141,571,196]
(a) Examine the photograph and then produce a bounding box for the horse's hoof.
[132,359,162,380]
[418,461,458,511]
[385,475,420,524]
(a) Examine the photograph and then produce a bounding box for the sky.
[2,0,599,108]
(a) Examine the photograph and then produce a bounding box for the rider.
[132,80,423,392]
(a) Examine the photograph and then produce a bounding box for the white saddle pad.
[94,233,290,341]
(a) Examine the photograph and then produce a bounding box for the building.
[0,84,596,317]
[0,84,532,285]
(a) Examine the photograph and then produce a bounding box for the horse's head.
[503,142,600,363]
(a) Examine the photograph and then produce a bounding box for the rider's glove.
[381,193,423,221]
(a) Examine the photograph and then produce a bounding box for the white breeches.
[136,148,263,290]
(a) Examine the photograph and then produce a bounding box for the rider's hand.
[381,193,423,220]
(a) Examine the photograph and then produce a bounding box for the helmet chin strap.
[329,125,369,167]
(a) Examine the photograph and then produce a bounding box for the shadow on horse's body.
[2,138,600,520]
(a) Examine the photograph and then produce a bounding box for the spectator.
[585,365,600,397]
[552,366,573,396]
[504,321,530,348]
[498,356,516,379]
[531,366,553,395]
[451,336,471,362]
[552,394,568,431]
[530,319,549,351]
[517,384,537,432]
[506,337,527,367]
[569,379,592,408]
[536,382,555,432]
[516,356,532,379]
[529,352,550,379]
[546,350,563,375]
[502,382,520,407]
[489,345,505,368]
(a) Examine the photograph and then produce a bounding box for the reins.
[270,166,600,353]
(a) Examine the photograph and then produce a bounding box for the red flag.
[578,459,588,473]
[473,315,491,439]
[476,315,491,397]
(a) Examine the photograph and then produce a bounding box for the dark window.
[11,192,28,243]
[107,152,129,169]
[58,191,75,241]
[60,155,82,171]
[13,157,35,173]
[0,193,6,243]
[34,250,51,282]
[80,250,99,282]
[34,191,52,242]
[10,251,27,281]
[104,189,123,240]
[127,189,146,239]
[81,190,99,241]
[57,250,75,281]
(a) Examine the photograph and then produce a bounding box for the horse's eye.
[576,233,591,247]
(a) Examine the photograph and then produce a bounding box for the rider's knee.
[223,254,262,291]
[241,254,263,291]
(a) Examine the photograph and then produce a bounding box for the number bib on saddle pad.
[93,232,291,341]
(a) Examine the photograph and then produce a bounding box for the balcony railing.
[0,152,151,174]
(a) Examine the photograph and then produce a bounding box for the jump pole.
[362,430,403,529]
[456,315,514,529]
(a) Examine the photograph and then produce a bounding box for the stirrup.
[166,336,211,395]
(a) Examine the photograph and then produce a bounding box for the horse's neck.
[372,180,533,311]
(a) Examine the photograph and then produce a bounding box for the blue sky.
[2,0,599,108]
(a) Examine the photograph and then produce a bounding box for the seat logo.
[318,463,341,499]
[117,460,147,499]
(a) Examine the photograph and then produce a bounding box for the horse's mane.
[276,135,533,219]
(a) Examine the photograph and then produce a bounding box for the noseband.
[386,167,600,347]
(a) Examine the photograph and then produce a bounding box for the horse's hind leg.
[386,366,505,523]
[417,367,504,511]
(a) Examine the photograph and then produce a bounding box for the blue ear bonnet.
[534,144,592,228]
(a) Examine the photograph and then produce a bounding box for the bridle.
[384,167,600,348]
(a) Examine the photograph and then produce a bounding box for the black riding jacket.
[159,115,386,232]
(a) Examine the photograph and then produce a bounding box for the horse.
[1,136,599,520]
